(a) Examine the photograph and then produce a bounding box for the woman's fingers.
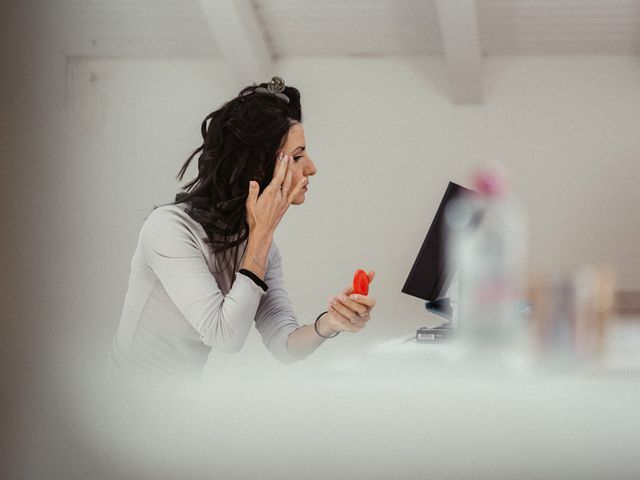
[329,295,371,328]
[246,181,258,211]
[347,293,376,310]
[270,153,302,205]
[328,305,362,332]
[333,294,369,317]
[286,175,307,204]
[281,163,294,203]
[272,152,291,190]
[326,273,378,332]
[248,153,303,235]
[245,180,260,231]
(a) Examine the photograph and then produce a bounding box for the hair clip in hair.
[254,76,290,104]
[266,76,285,94]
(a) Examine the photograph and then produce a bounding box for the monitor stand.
[425,297,453,322]
[416,275,459,342]
[416,298,455,342]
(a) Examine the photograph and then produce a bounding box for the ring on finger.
[268,183,282,189]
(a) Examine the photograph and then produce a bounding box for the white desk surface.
[83,317,640,480]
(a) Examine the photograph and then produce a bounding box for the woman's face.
[277,122,317,205]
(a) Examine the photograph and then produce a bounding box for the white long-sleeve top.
[109,202,302,378]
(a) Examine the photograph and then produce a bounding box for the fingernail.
[349,294,358,300]
[338,295,346,301]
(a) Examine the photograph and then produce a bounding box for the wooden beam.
[198,0,273,85]
[435,0,483,103]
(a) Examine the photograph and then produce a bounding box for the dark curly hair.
[154,81,302,273]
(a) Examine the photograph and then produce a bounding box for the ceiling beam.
[435,0,483,103]
[198,0,273,85]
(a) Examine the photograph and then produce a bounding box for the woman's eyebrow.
[291,146,305,154]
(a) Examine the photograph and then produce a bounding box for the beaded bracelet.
[314,311,339,339]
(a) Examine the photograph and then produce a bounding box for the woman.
[109,77,376,378]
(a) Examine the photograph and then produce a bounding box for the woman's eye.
[293,155,303,162]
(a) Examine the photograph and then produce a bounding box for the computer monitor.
[401,181,473,324]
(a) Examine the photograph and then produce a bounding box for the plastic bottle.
[445,165,529,363]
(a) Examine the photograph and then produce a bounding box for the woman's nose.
[306,158,317,176]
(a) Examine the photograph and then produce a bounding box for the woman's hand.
[246,152,307,236]
[321,271,376,334]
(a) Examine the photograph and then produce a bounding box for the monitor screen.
[401,181,473,302]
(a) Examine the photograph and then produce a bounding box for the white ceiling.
[479,0,640,54]
[49,0,221,57]
[47,0,640,103]
[255,0,444,56]
[48,0,640,58]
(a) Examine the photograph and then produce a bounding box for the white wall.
[2,2,71,477]
[57,55,640,368]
